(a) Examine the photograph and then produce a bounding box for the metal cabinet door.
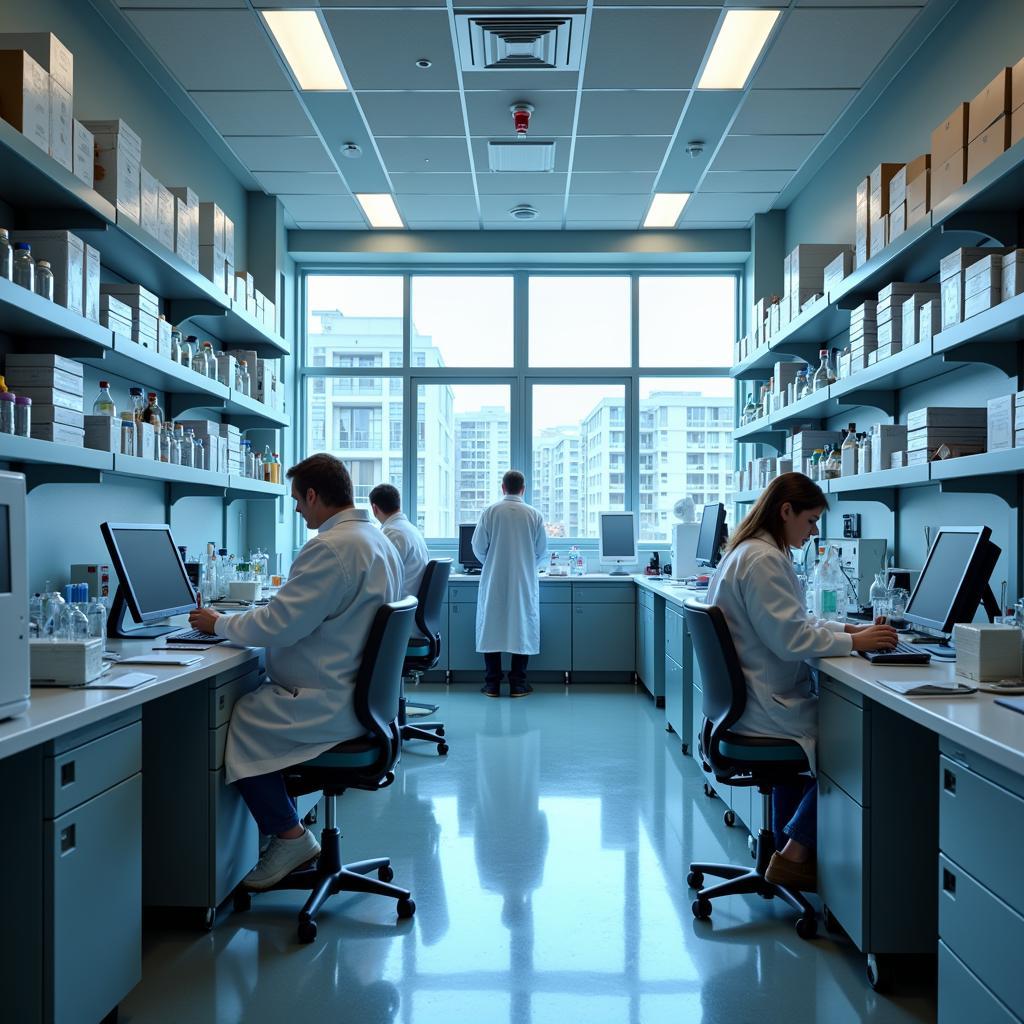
[46,774,142,1024]
[818,771,866,950]
[571,601,636,672]
[448,602,481,671]
[665,655,683,738]
[635,602,646,678]
[212,769,258,906]
[938,942,1020,1024]
[532,601,572,672]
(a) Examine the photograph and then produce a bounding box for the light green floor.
[120,686,936,1024]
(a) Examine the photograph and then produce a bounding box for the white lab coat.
[705,532,852,770]
[381,511,429,602]
[472,495,548,655]
[214,508,404,783]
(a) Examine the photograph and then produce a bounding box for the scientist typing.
[189,453,403,890]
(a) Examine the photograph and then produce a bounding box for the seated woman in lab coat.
[706,472,897,892]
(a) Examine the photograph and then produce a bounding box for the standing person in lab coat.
[472,469,548,698]
[369,483,429,604]
[706,472,897,892]
[188,454,404,890]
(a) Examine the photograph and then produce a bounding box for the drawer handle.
[60,760,75,788]
[60,824,76,855]
[943,769,957,794]
[218,694,226,711]
[942,868,957,897]
[947,751,970,770]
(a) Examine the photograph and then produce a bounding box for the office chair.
[400,559,452,756]
[682,599,818,939]
[234,596,418,943]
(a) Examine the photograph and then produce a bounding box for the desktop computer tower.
[670,523,700,579]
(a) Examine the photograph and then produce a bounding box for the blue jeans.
[235,770,299,836]
[772,777,817,851]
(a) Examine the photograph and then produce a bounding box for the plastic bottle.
[128,386,145,422]
[14,394,30,437]
[858,433,872,474]
[170,328,182,365]
[0,228,12,280]
[179,334,193,370]
[60,600,90,642]
[180,426,195,469]
[92,381,116,417]
[812,348,831,391]
[168,424,181,466]
[840,422,858,476]
[34,259,54,301]
[12,242,33,291]
[869,571,889,620]
[86,598,107,652]
[195,436,207,471]
[202,341,218,379]
[238,359,252,397]
[0,392,14,434]
[120,412,136,456]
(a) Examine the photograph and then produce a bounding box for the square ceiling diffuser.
[487,141,557,172]
[456,14,585,71]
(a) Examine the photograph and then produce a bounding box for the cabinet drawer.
[939,854,1024,1013]
[665,608,683,665]
[210,722,228,771]
[572,582,635,604]
[817,771,866,949]
[638,587,654,611]
[940,755,1024,915]
[210,668,261,729]
[448,584,479,603]
[817,684,867,805]
[539,583,571,603]
[45,721,142,819]
[939,942,1022,1024]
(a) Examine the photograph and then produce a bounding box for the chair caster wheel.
[202,907,216,932]
[686,870,704,890]
[796,915,818,940]
[233,889,251,913]
[437,742,449,756]
[298,919,317,944]
[692,897,712,921]
[866,954,888,991]
[378,865,394,882]
[703,782,716,798]
[723,809,736,827]
[397,898,416,919]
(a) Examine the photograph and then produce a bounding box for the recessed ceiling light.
[416,58,433,69]
[509,204,538,221]
[697,10,779,90]
[643,193,690,229]
[341,143,362,159]
[262,10,347,91]
[356,194,405,229]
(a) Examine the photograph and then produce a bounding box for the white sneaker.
[243,830,321,890]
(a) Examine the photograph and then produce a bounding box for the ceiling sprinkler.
[511,103,534,140]
[686,140,705,158]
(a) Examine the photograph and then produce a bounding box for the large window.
[301,271,736,541]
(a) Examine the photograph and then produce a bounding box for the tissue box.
[30,639,105,685]
[953,623,1022,682]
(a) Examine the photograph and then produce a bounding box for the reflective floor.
[121,686,936,1024]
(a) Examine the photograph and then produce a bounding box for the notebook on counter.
[876,678,978,697]
[995,696,1024,715]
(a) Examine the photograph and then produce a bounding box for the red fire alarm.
[511,103,534,139]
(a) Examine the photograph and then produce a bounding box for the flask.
[12,242,33,291]
[0,227,11,280]
[869,571,889,621]
[92,381,116,417]
[812,348,831,391]
[120,412,136,456]
[34,259,54,300]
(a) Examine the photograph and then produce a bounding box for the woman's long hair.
[726,472,827,554]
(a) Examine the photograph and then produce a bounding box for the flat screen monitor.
[458,523,482,574]
[695,503,728,568]
[101,522,197,637]
[904,526,1000,634]
[599,511,636,576]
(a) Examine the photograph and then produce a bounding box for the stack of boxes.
[0,47,51,158]
[940,247,997,330]
[932,103,969,208]
[100,292,132,341]
[875,282,939,358]
[72,119,92,188]
[199,202,235,296]
[905,406,987,464]
[786,244,851,318]
[823,249,855,294]
[772,361,803,410]
[1003,249,1024,301]
[870,163,902,260]
[871,423,907,472]
[5,354,84,446]
[888,155,930,237]
[221,423,242,476]
[967,67,1013,180]
[140,168,175,252]
[100,284,160,351]
[849,301,877,371]
[964,253,1003,319]
[169,186,199,270]
[901,288,941,348]
[11,228,84,316]
[82,119,142,224]
[791,429,842,477]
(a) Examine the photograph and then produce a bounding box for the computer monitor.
[599,511,636,576]
[101,522,198,638]
[695,503,728,569]
[904,525,1001,636]
[458,523,482,574]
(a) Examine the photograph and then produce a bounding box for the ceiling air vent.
[456,14,586,72]
[488,141,556,173]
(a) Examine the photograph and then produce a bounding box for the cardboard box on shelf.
[869,213,888,258]
[5,352,81,376]
[987,395,1015,451]
[964,253,1002,290]
[931,149,967,207]
[11,229,85,316]
[198,245,227,292]
[878,320,901,347]
[918,299,939,344]
[156,316,171,357]
[83,415,121,452]
[264,298,276,333]
[49,80,72,172]
[875,340,903,360]
[906,406,987,431]
[967,115,1010,178]
[215,352,236,388]
[6,364,84,395]
[871,423,907,470]
[940,247,996,281]
[0,33,72,94]
[855,177,870,267]
[31,422,84,446]
[0,49,49,154]
[31,404,84,429]
[168,185,199,268]
[823,251,853,294]
[964,288,999,319]
[134,420,155,460]
[152,183,173,252]
[235,271,254,300]
[99,292,131,320]
[14,385,82,411]
[932,102,970,164]
[83,119,142,223]
[140,166,161,241]
[970,67,1012,141]
[100,282,159,316]
[198,203,226,249]
[224,216,235,266]
[889,202,906,240]
[1001,249,1024,299]
[71,119,92,188]
[869,163,903,221]
[889,155,930,212]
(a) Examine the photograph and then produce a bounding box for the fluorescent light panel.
[697,10,779,90]
[262,10,346,91]
[643,193,690,228]
[356,194,405,229]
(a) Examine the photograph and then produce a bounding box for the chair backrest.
[413,558,452,665]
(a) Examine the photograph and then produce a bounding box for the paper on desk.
[119,653,203,666]
[89,671,157,689]
[876,677,976,696]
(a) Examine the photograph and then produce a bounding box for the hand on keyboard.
[851,622,900,652]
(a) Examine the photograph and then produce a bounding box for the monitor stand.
[461,566,481,575]
[107,585,177,639]
[608,564,630,576]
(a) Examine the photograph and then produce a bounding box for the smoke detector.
[509,204,538,221]
[685,140,705,158]
[340,143,362,159]
[511,102,534,139]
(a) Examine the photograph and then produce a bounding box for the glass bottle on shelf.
[194,436,206,471]
[119,412,136,457]
[741,393,758,425]
[12,242,34,291]
[244,441,256,479]
[34,259,54,301]
[253,448,263,482]
[262,445,274,481]
[179,334,194,370]
[92,381,116,417]
[238,359,252,397]
[823,444,842,480]
[170,328,182,365]
[202,341,218,378]
[812,348,832,391]
[858,433,872,474]
[128,387,145,422]
[180,426,195,468]
[142,392,163,431]
[0,392,14,434]
[0,228,12,280]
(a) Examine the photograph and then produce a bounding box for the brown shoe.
[765,852,817,892]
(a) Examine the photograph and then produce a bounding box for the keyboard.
[166,628,227,644]
[858,641,932,665]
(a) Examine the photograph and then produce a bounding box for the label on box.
[72,120,93,189]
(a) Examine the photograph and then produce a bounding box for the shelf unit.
[0,276,113,351]
[732,488,763,504]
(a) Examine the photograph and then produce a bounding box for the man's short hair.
[368,483,400,515]
[502,469,525,495]
[287,454,353,507]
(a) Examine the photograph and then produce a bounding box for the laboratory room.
[5,1,1024,1022]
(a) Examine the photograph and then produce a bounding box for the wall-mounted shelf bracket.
[169,482,227,505]
[941,341,1018,376]
[938,476,1019,506]
[166,299,228,324]
[23,466,106,492]
[167,394,227,419]
[830,487,898,510]
[940,211,1021,248]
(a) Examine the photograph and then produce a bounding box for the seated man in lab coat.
[472,469,548,698]
[369,483,428,603]
[189,454,404,890]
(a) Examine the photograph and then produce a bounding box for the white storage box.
[11,229,84,316]
[140,166,161,241]
[871,423,907,471]
[100,283,159,318]
[134,420,155,460]
[83,415,121,452]
[0,32,73,94]
[1001,249,1024,299]
[168,186,199,269]
[31,422,83,445]
[0,49,50,154]
[5,364,83,395]
[83,243,100,323]
[31,404,83,429]
[987,395,1016,450]
[30,639,105,685]
[49,80,72,172]
[72,119,93,188]
[906,406,987,431]
[954,623,1023,682]
[82,119,142,223]
[16,385,82,411]
[5,352,81,376]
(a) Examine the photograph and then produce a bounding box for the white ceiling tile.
[657,91,743,191]
[565,195,651,220]
[325,10,459,90]
[733,89,857,135]
[570,172,657,195]
[482,220,563,229]
[711,134,822,172]
[390,173,477,195]
[479,195,564,221]
[462,69,580,92]
[278,195,365,223]
[226,136,336,172]
[189,91,313,136]
[583,9,719,89]
[754,8,918,89]
[464,90,578,139]
[701,170,793,192]
[378,137,472,173]
[475,172,567,195]
[125,11,290,90]
[358,92,466,138]
[396,195,479,221]
[576,91,688,136]
[564,221,643,230]
[682,192,778,221]
[253,171,350,195]
[571,137,670,173]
